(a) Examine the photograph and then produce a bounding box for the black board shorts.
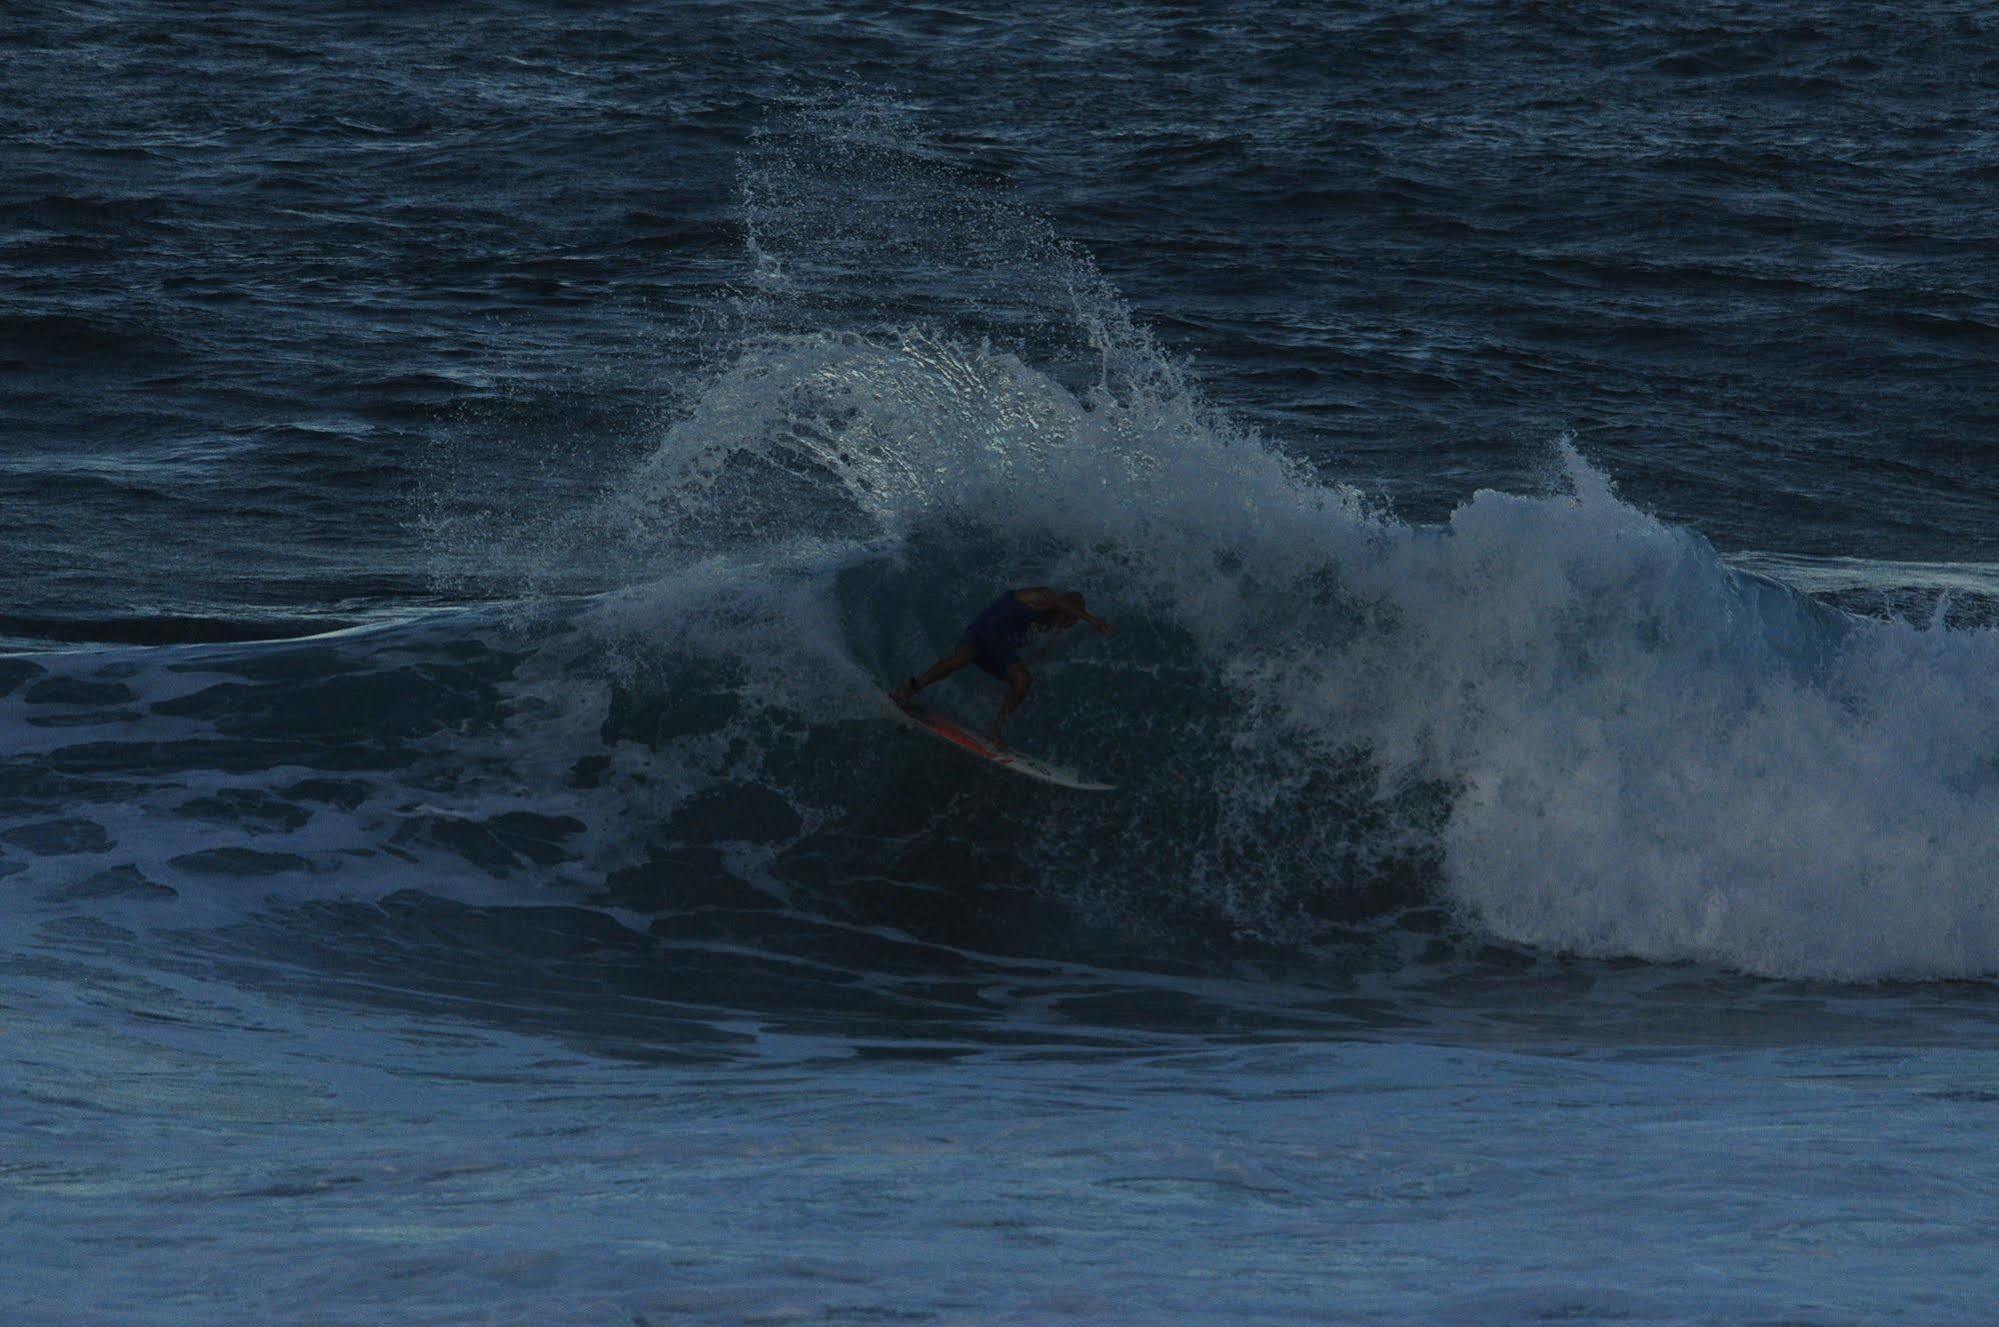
[961,593,1043,680]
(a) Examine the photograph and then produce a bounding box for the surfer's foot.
[891,677,919,703]
[988,728,1008,751]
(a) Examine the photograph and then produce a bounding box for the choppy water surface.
[6,3,1999,1323]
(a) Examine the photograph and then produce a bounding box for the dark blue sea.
[7,3,1999,1323]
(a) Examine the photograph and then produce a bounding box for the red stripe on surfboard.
[914,713,1012,763]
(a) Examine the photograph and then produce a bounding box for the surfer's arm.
[1017,588,1114,635]
[1072,608,1113,634]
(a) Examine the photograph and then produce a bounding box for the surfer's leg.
[897,642,977,699]
[991,663,1032,748]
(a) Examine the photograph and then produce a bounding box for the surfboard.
[882,692,1115,792]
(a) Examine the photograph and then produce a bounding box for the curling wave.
[9,107,1999,985]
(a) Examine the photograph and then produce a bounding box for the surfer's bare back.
[891,588,1113,749]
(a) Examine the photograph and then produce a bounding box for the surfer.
[891,588,1113,749]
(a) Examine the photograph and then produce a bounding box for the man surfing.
[890,588,1113,749]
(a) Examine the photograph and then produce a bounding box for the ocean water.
[6,3,1999,1323]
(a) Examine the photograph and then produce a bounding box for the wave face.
[10,105,1997,989]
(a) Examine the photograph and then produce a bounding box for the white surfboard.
[883,692,1114,792]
